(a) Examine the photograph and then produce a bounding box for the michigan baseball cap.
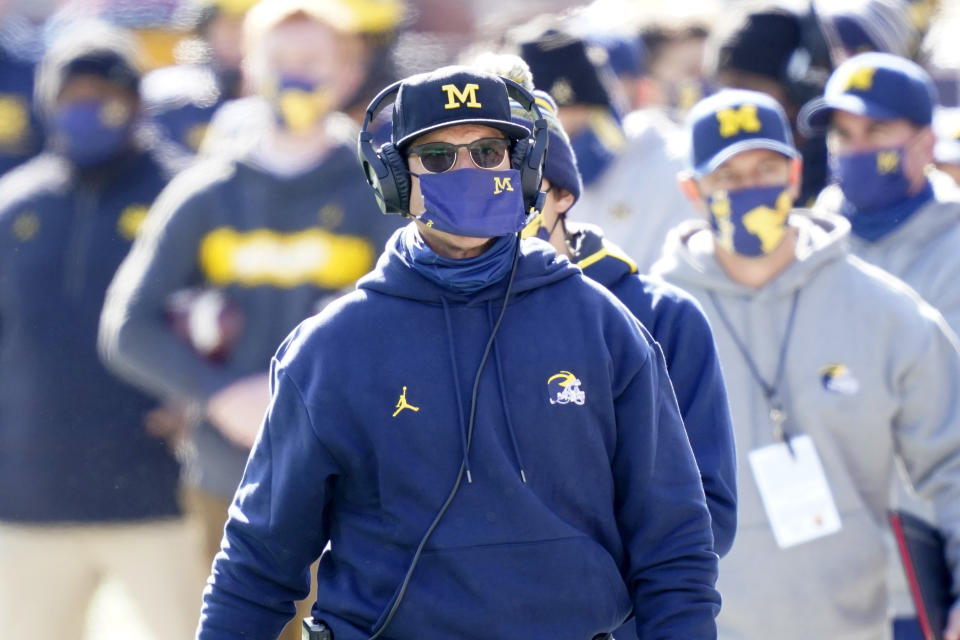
[391,66,531,150]
[688,88,799,177]
[799,52,937,135]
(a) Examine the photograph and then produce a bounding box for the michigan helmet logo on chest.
[547,371,586,406]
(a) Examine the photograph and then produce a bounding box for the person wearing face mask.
[486,59,737,559]
[801,50,960,640]
[508,84,736,640]
[98,3,399,637]
[651,87,960,640]
[0,23,207,640]
[195,65,720,640]
[803,52,960,336]
[516,25,701,274]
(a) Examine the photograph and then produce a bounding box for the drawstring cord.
[488,302,528,483]
[440,295,473,483]
[368,235,522,640]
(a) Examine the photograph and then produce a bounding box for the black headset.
[357,77,549,218]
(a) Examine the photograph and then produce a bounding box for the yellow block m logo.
[493,176,514,194]
[441,83,482,110]
[844,67,876,92]
[716,105,762,138]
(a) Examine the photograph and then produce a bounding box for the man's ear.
[554,188,576,217]
[678,172,706,211]
[788,157,803,202]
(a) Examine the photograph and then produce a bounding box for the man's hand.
[206,373,271,449]
[945,599,960,640]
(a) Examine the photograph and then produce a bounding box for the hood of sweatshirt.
[358,222,580,305]
[653,210,851,299]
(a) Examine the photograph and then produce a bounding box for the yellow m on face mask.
[708,186,793,256]
[269,76,334,134]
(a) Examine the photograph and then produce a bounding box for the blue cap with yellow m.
[688,88,799,177]
[799,52,937,136]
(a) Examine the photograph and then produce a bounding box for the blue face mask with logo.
[52,99,132,168]
[417,168,526,239]
[707,185,794,256]
[830,147,912,212]
[400,224,517,295]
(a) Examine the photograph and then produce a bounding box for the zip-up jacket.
[196,226,720,640]
[653,211,960,640]
[0,150,180,522]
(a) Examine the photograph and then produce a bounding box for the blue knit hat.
[519,29,616,109]
[511,90,582,203]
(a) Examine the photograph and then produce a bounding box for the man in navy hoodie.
[196,66,720,640]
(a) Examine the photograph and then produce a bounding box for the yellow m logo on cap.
[844,67,876,92]
[493,176,514,194]
[716,104,762,138]
[442,83,482,110]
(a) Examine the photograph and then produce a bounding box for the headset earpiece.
[502,79,548,216]
[378,142,410,213]
[358,81,410,215]
[510,137,530,172]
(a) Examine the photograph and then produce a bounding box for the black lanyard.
[708,289,801,452]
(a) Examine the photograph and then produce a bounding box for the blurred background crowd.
[2,0,960,638]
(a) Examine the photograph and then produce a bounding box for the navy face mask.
[831,147,912,212]
[53,99,132,168]
[417,168,526,239]
[707,185,794,257]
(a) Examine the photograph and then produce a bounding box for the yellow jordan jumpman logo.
[392,386,420,417]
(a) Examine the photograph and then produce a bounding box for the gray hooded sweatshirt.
[816,171,960,337]
[817,171,960,616]
[653,211,960,640]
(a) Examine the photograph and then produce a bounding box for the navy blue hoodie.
[197,226,719,640]
[0,150,179,522]
[570,224,737,557]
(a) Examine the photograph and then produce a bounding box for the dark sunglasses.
[408,137,510,173]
